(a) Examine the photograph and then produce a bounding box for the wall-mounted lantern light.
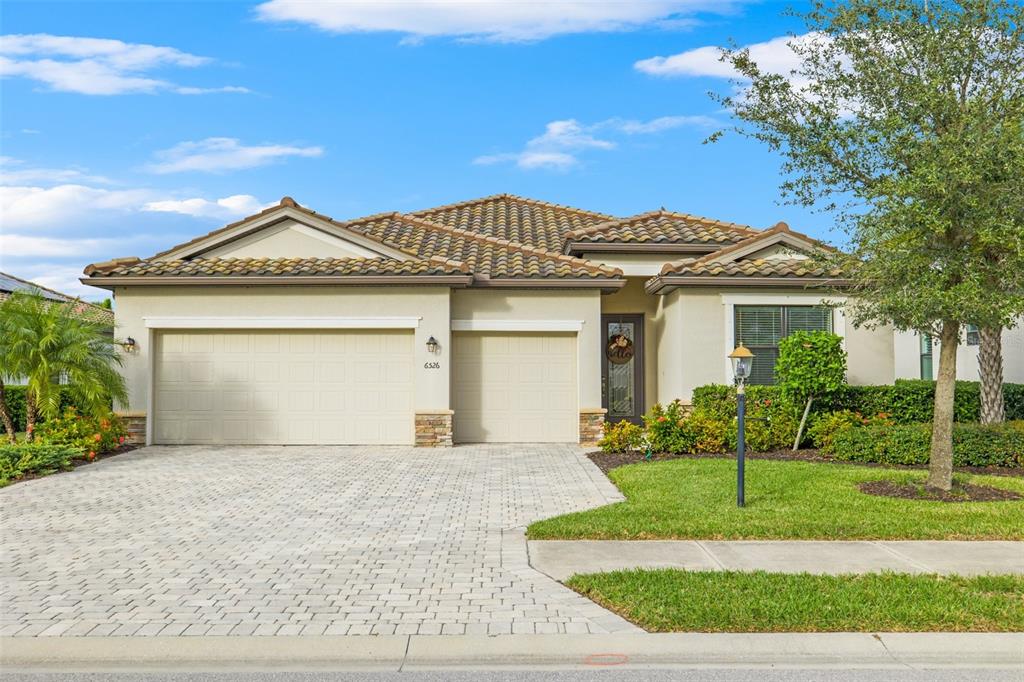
[121,336,137,353]
[426,336,440,354]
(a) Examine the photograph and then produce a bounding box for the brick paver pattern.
[0,444,639,637]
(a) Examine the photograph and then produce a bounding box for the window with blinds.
[734,305,833,385]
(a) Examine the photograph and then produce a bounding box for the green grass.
[527,458,1024,540]
[565,570,1024,632]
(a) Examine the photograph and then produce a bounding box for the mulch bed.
[586,449,1024,478]
[858,480,1023,503]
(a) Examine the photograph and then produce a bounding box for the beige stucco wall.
[894,323,1024,383]
[450,288,603,408]
[600,277,659,412]
[844,320,895,385]
[655,288,898,403]
[113,286,452,417]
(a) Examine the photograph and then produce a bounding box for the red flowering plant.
[34,408,127,458]
[643,400,691,453]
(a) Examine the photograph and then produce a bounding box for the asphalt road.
[1,671,1019,681]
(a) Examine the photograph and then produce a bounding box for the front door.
[601,314,644,425]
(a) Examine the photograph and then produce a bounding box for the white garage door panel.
[155,330,414,445]
[453,332,577,443]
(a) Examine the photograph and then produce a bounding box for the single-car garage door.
[154,329,414,444]
[452,332,577,443]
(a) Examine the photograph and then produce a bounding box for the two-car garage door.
[153,329,579,445]
[154,330,414,444]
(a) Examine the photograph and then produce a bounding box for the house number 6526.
[424,361,441,369]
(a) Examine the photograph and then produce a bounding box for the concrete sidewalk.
[2,633,1021,672]
[528,540,1024,580]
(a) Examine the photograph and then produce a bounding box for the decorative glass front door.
[601,314,644,424]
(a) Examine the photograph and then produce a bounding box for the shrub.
[830,421,1024,468]
[2,385,93,433]
[726,396,799,452]
[644,401,691,454]
[0,443,80,485]
[776,331,847,447]
[808,410,863,451]
[692,379,1024,426]
[681,408,729,454]
[34,408,126,457]
[599,420,644,453]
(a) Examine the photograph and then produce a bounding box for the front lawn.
[527,458,1024,540]
[565,570,1024,632]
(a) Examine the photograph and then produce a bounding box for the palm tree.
[0,290,127,441]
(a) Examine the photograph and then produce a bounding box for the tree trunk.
[25,392,37,443]
[0,380,15,444]
[927,320,958,491]
[978,326,1005,424]
[793,395,814,452]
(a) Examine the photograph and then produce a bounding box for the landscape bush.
[599,420,644,453]
[0,443,80,486]
[829,421,1024,468]
[2,385,93,433]
[692,379,1024,425]
[34,408,126,457]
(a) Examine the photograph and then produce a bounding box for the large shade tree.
[713,0,1024,490]
[0,290,127,441]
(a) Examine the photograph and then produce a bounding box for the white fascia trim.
[451,319,584,332]
[144,316,421,329]
[720,293,847,381]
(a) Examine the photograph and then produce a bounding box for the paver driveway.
[0,444,639,637]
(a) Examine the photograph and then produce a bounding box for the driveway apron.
[0,444,638,637]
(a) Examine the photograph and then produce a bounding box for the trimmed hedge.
[2,386,88,431]
[829,421,1024,468]
[692,379,1024,424]
[0,443,80,485]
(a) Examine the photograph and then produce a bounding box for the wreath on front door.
[606,333,635,364]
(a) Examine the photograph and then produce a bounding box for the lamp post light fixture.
[728,344,754,507]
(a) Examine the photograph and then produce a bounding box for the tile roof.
[1,271,114,326]
[410,194,614,252]
[84,256,469,279]
[660,257,845,279]
[344,213,621,280]
[564,210,758,249]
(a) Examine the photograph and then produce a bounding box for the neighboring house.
[1,271,115,328]
[80,195,1024,447]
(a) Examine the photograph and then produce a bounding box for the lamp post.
[728,344,754,507]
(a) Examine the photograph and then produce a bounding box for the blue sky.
[1,0,825,300]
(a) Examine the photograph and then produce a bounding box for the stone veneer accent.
[115,411,147,445]
[578,408,607,447]
[415,410,454,447]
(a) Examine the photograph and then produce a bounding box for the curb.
[2,633,1021,672]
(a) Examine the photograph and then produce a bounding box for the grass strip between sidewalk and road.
[565,569,1024,632]
[527,458,1024,540]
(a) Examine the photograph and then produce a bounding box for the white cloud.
[614,115,717,133]
[144,194,272,219]
[0,33,248,95]
[0,184,155,229]
[0,182,272,230]
[0,234,119,257]
[0,157,114,185]
[474,114,713,170]
[634,32,822,80]
[255,1,737,43]
[146,137,324,174]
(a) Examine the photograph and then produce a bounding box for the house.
[81,195,1024,447]
[1,271,114,328]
